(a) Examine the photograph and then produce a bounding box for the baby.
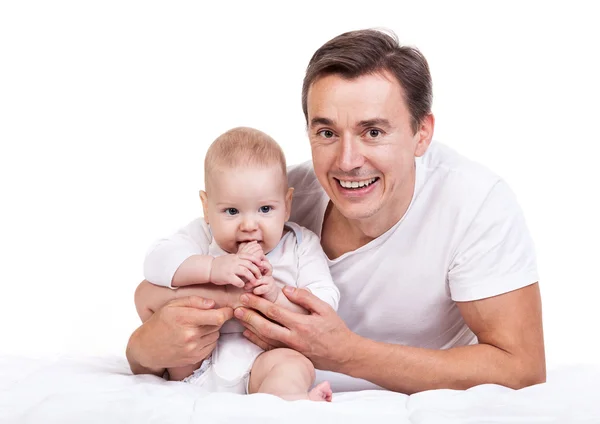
[136,127,340,401]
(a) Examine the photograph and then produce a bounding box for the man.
[126,29,545,394]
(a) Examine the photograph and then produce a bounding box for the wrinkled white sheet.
[0,354,599,423]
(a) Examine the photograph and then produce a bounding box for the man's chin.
[334,199,380,221]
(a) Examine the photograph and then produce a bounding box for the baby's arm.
[144,219,213,288]
[144,219,262,288]
[172,253,263,288]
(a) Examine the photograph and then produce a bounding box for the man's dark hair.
[302,29,433,134]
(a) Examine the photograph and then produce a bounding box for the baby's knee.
[256,348,315,379]
[134,281,153,307]
[134,280,171,321]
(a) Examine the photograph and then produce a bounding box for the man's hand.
[233,287,359,372]
[209,253,263,288]
[126,296,233,374]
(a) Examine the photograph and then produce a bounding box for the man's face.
[201,165,293,254]
[306,71,433,223]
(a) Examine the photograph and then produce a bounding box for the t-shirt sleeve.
[296,227,340,311]
[448,180,539,301]
[143,218,211,288]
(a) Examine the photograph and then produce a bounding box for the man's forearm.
[126,326,166,377]
[341,337,546,394]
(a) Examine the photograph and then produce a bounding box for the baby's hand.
[244,275,281,303]
[209,254,262,288]
[237,241,263,258]
[238,241,272,277]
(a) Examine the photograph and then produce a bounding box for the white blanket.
[1,355,599,423]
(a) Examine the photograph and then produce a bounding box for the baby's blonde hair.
[204,127,287,190]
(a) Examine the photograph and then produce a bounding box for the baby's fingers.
[253,285,271,296]
[240,260,262,280]
[236,266,257,285]
[238,253,262,268]
[261,260,273,276]
[226,275,246,288]
[243,278,264,291]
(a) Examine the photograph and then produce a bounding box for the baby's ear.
[199,190,209,224]
[284,187,294,221]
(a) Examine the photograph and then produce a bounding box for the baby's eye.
[225,208,239,215]
[259,206,272,213]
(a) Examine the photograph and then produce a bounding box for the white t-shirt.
[288,141,539,392]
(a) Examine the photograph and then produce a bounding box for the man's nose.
[338,135,365,172]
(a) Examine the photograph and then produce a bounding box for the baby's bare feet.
[308,381,332,402]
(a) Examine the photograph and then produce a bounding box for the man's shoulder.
[287,161,327,233]
[287,161,323,195]
[421,141,503,196]
[284,221,320,246]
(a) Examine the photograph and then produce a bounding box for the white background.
[1,1,598,369]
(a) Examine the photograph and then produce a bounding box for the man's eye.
[259,206,272,213]
[225,208,239,215]
[368,129,381,138]
[318,130,334,138]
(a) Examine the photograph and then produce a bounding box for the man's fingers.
[191,341,217,364]
[185,306,234,327]
[242,329,276,351]
[197,324,221,337]
[238,293,300,328]
[239,321,286,349]
[282,287,330,315]
[167,295,215,310]
[234,305,292,342]
[201,328,221,344]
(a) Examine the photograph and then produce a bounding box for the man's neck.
[333,193,412,241]
[321,171,416,258]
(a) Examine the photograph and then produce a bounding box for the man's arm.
[234,283,545,394]
[340,282,545,392]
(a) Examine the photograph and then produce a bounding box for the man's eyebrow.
[357,118,391,128]
[310,117,334,128]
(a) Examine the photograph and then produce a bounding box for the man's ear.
[284,187,294,221]
[199,190,209,224]
[414,113,435,157]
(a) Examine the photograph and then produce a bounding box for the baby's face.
[201,164,292,254]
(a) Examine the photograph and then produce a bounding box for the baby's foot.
[308,381,332,402]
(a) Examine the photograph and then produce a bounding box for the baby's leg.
[135,280,239,321]
[134,281,239,381]
[248,348,332,401]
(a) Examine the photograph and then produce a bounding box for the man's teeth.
[338,178,377,189]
